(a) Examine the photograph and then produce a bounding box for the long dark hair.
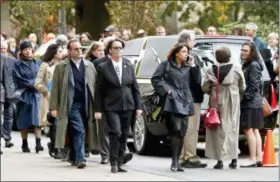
[167,43,189,61]
[43,43,61,63]
[242,41,263,70]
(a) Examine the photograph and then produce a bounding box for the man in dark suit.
[94,38,142,173]
[3,55,17,148]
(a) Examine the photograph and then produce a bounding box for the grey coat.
[49,58,99,150]
[0,55,6,103]
[4,56,17,99]
[202,63,246,160]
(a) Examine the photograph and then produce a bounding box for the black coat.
[151,60,198,116]
[4,56,17,99]
[241,60,263,108]
[93,55,110,69]
[190,54,204,103]
[94,58,142,112]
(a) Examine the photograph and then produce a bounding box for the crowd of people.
[0,22,279,173]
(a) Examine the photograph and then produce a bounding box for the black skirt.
[165,112,188,137]
[240,108,264,129]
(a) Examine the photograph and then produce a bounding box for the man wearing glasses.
[94,38,142,173]
[50,39,99,169]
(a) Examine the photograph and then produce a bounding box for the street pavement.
[1,132,279,181]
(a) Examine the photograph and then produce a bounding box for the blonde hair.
[267,32,278,40]
[84,41,104,59]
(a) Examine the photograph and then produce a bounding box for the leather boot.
[170,136,179,172]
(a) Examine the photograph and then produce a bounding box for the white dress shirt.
[112,58,123,83]
[71,59,82,69]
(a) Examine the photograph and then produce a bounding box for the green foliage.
[162,0,279,34]
[105,1,165,37]
[9,0,75,41]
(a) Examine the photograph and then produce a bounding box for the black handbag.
[9,88,26,103]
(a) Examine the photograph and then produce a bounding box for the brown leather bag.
[262,97,272,117]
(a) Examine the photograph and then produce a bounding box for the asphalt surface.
[1,132,279,181]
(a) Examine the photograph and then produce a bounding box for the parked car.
[122,35,278,155]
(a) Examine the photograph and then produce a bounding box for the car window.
[123,38,145,56]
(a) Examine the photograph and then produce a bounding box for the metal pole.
[59,0,67,34]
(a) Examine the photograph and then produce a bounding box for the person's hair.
[105,38,125,55]
[84,41,104,59]
[246,22,258,31]
[167,43,189,61]
[178,29,191,43]
[215,46,231,63]
[156,26,165,32]
[43,43,62,63]
[242,41,260,62]
[80,32,92,41]
[232,28,244,36]
[67,38,80,50]
[267,32,278,40]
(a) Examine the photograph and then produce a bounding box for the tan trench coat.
[49,58,99,150]
[35,62,58,126]
[202,63,246,160]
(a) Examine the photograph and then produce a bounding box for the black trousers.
[104,111,133,166]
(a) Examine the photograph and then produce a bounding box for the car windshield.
[137,37,177,78]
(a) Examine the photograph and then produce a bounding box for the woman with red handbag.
[202,47,246,169]
[240,42,264,168]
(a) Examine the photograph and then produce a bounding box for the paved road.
[1,132,279,181]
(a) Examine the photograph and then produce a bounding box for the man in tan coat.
[49,39,99,169]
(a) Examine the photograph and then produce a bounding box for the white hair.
[246,22,258,31]
[268,32,278,40]
[178,29,195,43]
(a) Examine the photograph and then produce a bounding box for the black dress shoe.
[256,161,263,167]
[181,160,207,168]
[77,162,87,169]
[111,166,118,173]
[213,161,223,169]
[123,153,133,164]
[53,150,62,159]
[0,150,3,155]
[5,141,14,148]
[90,149,100,155]
[177,165,184,172]
[118,166,127,172]
[101,158,109,164]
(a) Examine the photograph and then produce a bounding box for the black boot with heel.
[35,138,44,153]
[170,136,184,172]
[22,139,30,153]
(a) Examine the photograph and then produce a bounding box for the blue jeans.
[68,103,86,163]
[3,102,13,141]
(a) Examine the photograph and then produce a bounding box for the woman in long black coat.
[151,43,199,172]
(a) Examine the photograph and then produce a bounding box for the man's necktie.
[115,65,121,83]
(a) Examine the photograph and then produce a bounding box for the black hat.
[20,41,32,51]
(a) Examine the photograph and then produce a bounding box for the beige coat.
[49,58,99,150]
[35,61,58,126]
[202,63,246,160]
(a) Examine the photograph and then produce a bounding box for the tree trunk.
[75,0,109,40]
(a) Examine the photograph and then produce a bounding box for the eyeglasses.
[112,47,123,50]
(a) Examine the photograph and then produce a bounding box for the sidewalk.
[1,147,181,181]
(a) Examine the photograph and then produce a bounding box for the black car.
[122,35,278,155]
